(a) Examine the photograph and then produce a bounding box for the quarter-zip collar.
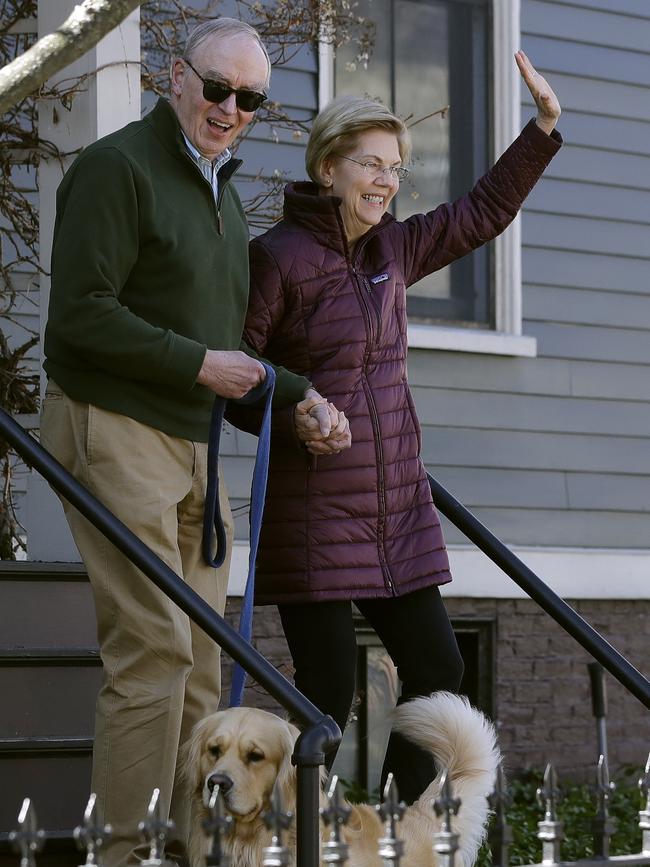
[145,97,243,181]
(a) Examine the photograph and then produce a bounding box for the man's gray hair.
[183,18,271,86]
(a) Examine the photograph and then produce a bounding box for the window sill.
[407,324,537,357]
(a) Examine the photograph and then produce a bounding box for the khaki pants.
[40,382,233,866]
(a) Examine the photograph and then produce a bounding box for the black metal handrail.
[427,473,650,710]
[0,408,340,867]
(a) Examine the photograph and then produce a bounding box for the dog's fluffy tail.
[393,691,500,867]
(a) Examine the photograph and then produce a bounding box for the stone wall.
[223,597,650,784]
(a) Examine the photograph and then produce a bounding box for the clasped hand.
[294,389,352,456]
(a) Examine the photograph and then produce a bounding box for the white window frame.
[319,0,535,357]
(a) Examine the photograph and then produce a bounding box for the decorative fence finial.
[536,763,564,865]
[592,753,616,858]
[138,788,175,867]
[262,781,293,867]
[320,774,351,864]
[9,799,45,867]
[640,752,650,856]
[488,764,513,867]
[203,785,233,867]
[376,773,406,866]
[74,793,112,867]
[433,768,461,867]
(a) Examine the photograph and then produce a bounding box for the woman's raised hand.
[515,50,561,135]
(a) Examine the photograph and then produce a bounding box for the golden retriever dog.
[184,692,500,867]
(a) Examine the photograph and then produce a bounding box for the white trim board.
[227,543,650,600]
[407,324,536,356]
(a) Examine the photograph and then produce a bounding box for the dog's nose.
[207,772,233,795]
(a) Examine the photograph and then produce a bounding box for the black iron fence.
[8,753,650,867]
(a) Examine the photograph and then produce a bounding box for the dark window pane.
[335,0,490,325]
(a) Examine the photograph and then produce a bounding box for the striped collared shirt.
[182,132,231,203]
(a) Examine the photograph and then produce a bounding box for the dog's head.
[184,707,300,825]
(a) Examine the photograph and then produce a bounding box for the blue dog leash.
[202,362,276,707]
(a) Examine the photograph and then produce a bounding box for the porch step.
[0,738,93,834]
[0,650,100,740]
[0,562,98,845]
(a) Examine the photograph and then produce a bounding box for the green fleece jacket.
[44,98,309,442]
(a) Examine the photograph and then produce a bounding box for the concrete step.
[0,651,100,740]
[0,739,92,833]
[0,562,95,650]
[0,563,97,839]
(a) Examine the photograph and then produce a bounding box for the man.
[40,18,347,866]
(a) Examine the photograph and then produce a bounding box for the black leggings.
[278,585,464,804]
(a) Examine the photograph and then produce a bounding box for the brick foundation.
[222,597,650,783]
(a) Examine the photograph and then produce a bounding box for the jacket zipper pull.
[217,211,223,235]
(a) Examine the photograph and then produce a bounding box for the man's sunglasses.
[183,58,267,112]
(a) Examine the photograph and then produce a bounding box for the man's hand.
[294,388,352,455]
[196,349,265,399]
[515,50,561,135]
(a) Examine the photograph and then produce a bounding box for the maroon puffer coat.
[242,119,561,605]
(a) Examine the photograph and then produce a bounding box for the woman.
[241,51,561,804]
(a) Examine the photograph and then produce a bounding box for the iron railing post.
[427,473,650,710]
[536,764,564,865]
[588,662,609,768]
[293,720,341,867]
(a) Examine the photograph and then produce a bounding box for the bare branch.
[0,0,145,115]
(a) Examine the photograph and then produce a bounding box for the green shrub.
[479,766,644,866]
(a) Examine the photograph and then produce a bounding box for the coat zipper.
[345,221,395,594]
[362,372,394,594]
[350,265,394,595]
[184,154,234,236]
[361,274,382,344]
[351,264,376,346]
[215,185,225,236]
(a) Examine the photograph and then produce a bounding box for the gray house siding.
[402,0,650,550]
[232,45,317,205]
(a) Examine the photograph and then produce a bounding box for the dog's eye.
[247,751,265,763]
[209,745,221,758]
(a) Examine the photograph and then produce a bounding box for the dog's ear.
[274,720,300,809]
[181,713,221,794]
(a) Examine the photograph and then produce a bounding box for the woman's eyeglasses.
[339,155,410,181]
[184,58,267,112]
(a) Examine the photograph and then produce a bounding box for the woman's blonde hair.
[306,95,411,185]
[182,18,271,88]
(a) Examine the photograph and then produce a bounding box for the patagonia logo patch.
[370,272,389,284]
